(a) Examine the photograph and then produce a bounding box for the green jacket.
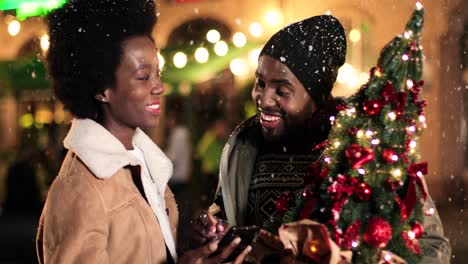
[216,116,451,263]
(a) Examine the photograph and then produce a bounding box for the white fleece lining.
[63,118,177,261]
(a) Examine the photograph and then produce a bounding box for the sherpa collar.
[63,118,173,194]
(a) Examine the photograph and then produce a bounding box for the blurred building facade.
[0,0,466,204]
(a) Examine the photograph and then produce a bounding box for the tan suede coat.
[36,119,178,264]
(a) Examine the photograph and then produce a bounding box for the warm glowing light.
[356,130,364,138]
[408,231,416,240]
[158,52,165,70]
[248,48,261,67]
[329,116,336,122]
[265,10,282,26]
[337,63,359,87]
[214,41,229,56]
[324,157,331,163]
[173,52,187,68]
[8,20,20,36]
[365,130,374,137]
[351,241,359,248]
[310,245,318,253]
[334,141,341,148]
[357,168,366,175]
[425,207,435,216]
[393,169,402,178]
[232,32,247,47]
[391,155,399,161]
[229,59,248,76]
[206,29,221,43]
[349,29,361,43]
[404,31,412,39]
[388,112,397,120]
[416,2,423,10]
[419,115,426,123]
[406,79,414,88]
[384,253,392,262]
[409,140,417,149]
[408,126,416,132]
[371,139,380,145]
[194,47,209,63]
[346,107,356,116]
[402,54,409,61]
[40,34,49,51]
[249,22,263,38]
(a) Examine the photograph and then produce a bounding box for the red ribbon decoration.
[345,144,375,169]
[382,82,407,119]
[395,162,428,222]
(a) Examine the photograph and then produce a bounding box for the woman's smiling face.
[100,35,164,131]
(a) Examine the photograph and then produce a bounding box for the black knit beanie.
[260,15,347,108]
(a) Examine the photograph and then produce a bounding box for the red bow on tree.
[382,83,407,119]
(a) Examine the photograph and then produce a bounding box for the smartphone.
[210,225,260,262]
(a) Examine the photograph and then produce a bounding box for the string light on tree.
[406,79,414,88]
[388,112,397,120]
[402,54,410,61]
[392,168,402,179]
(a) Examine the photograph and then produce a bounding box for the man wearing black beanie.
[192,15,448,263]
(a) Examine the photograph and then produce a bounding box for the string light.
[384,253,392,262]
[416,1,423,10]
[351,241,359,248]
[346,107,356,116]
[329,116,336,122]
[8,20,20,36]
[206,29,221,43]
[371,139,380,145]
[194,47,209,63]
[173,52,187,68]
[388,112,397,120]
[403,31,412,39]
[392,169,402,178]
[409,140,417,149]
[402,54,409,61]
[157,52,165,70]
[40,34,49,51]
[391,155,399,162]
[408,126,416,132]
[249,22,263,38]
[334,141,341,148]
[214,41,229,56]
[365,130,374,137]
[357,168,366,175]
[406,79,414,88]
[265,10,282,27]
[419,115,426,123]
[324,157,331,163]
[356,130,364,138]
[232,32,247,47]
[408,231,416,240]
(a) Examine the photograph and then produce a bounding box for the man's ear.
[95,88,110,103]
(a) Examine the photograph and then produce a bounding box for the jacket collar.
[64,118,173,194]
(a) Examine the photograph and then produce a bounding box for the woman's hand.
[190,211,229,248]
[179,237,251,264]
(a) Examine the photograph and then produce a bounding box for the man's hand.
[179,237,251,264]
[190,212,229,248]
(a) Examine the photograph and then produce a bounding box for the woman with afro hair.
[36,1,250,263]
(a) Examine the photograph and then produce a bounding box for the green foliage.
[269,6,428,263]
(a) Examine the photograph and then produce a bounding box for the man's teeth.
[261,112,280,121]
[146,104,160,109]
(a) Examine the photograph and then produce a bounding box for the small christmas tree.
[266,2,429,263]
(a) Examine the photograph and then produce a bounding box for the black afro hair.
[47,0,157,121]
